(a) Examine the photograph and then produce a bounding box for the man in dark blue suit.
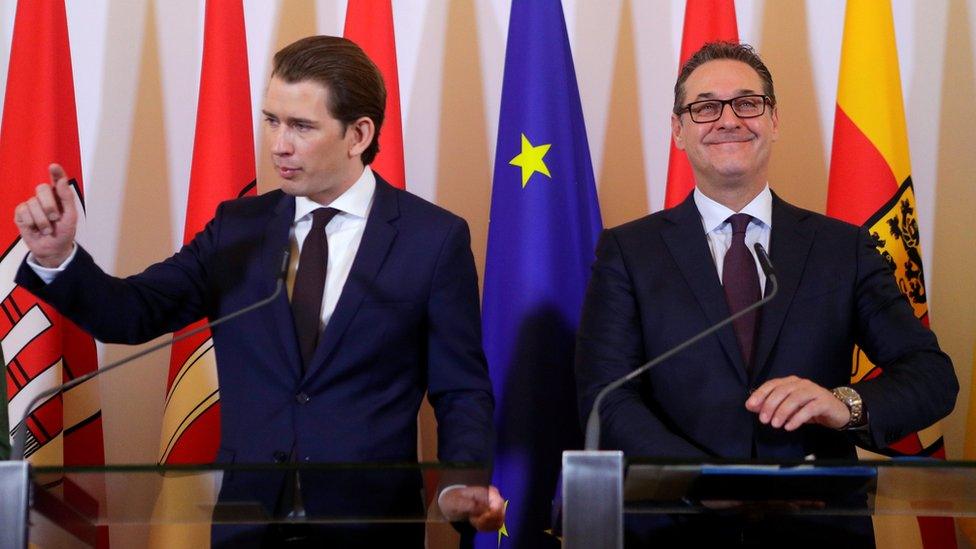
[576,42,957,547]
[13,36,503,547]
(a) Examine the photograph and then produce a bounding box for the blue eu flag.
[478,0,602,546]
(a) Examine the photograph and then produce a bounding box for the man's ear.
[347,116,376,158]
[671,114,686,150]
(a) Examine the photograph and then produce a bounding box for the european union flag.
[477,1,602,547]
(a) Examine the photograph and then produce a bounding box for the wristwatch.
[831,386,865,430]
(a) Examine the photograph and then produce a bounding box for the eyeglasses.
[679,94,772,123]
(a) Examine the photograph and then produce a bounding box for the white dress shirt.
[693,185,773,294]
[290,167,375,331]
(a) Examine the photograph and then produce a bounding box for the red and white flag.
[149,2,255,546]
[156,0,256,469]
[344,0,406,189]
[665,0,738,208]
[0,1,108,546]
[0,0,105,471]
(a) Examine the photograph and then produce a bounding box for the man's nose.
[270,129,292,155]
[715,102,742,128]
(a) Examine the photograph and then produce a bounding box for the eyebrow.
[693,89,760,100]
[261,110,319,126]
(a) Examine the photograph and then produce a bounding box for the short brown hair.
[673,41,776,115]
[272,36,386,165]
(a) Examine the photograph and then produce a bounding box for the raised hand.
[13,163,78,267]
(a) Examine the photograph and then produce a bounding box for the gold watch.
[831,386,865,430]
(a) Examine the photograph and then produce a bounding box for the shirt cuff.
[26,243,78,284]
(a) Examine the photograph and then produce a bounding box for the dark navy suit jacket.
[17,175,494,539]
[576,192,956,460]
[575,192,957,546]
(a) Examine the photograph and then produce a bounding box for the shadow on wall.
[496,307,580,549]
[759,0,828,213]
[596,0,650,228]
[257,0,318,196]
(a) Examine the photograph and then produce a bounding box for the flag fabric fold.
[344,0,406,189]
[826,2,955,548]
[477,1,602,546]
[664,0,739,208]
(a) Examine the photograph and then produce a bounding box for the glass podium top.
[621,458,976,517]
[30,461,491,526]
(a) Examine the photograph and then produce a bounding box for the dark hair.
[673,41,776,115]
[272,36,386,165]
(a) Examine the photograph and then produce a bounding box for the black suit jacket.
[576,192,956,460]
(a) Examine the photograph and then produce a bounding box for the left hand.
[745,375,850,431]
[439,484,506,531]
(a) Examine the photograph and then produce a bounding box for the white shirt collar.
[693,184,773,233]
[293,166,376,223]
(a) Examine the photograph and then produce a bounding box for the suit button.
[296,392,310,404]
[273,451,288,463]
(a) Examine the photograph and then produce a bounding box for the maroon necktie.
[722,213,761,370]
[291,207,339,367]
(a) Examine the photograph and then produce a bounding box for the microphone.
[10,247,291,461]
[583,243,779,450]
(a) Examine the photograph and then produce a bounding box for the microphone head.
[278,247,291,280]
[753,243,776,278]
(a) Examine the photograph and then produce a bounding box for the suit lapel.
[661,195,749,384]
[262,192,304,380]
[751,193,814,382]
[303,177,400,381]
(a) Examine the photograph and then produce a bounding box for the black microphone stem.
[11,249,290,461]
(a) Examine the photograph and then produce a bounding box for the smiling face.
[262,76,372,205]
[671,59,779,199]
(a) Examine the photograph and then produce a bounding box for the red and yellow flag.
[827,2,954,548]
[156,0,256,469]
[0,1,108,546]
[665,0,738,208]
[344,0,406,189]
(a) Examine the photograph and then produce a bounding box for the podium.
[562,451,976,549]
[0,461,490,548]
[6,456,976,547]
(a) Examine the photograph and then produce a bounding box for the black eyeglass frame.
[677,94,774,123]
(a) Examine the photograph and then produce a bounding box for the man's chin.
[709,161,752,180]
[278,180,303,196]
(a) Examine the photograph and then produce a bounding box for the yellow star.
[497,499,510,548]
[509,133,551,188]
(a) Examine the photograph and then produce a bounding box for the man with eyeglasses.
[576,41,956,547]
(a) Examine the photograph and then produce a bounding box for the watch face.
[832,386,863,428]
